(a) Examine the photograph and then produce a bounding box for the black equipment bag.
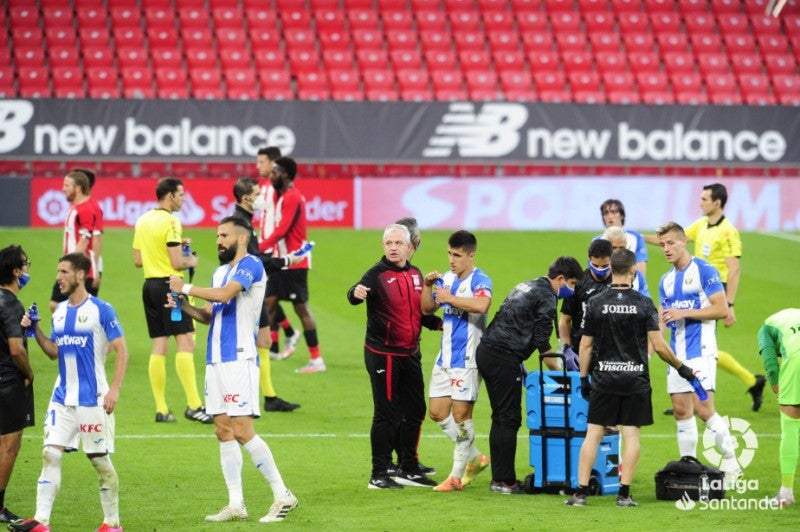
[654,456,725,501]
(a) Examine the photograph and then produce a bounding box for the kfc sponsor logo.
[450,378,464,387]
[223,393,240,403]
[80,424,103,433]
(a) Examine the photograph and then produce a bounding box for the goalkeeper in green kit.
[758,308,800,507]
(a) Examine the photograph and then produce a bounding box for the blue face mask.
[587,261,611,279]
[557,282,575,299]
[18,272,30,289]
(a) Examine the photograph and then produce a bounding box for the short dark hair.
[219,215,252,232]
[448,230,477,253]
[257,146,282,161]
[273,157,297,180]
[60,252,91,277]
[233,177,259,203]
[610,248,636,275]
[588,238,612,258]
[600,198,626,225]
[72,167,96,189]
[655,221,686,239]
[547,256,583,281]
[396,217,420,250]
[66,170,90,195]
[0,245,27,285]
[155,177,183,200]
[704,183,728,209]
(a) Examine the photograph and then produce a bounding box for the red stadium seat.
[758,35,790,56]
[690,33,723,54]
[482,11,515,31]
[45,27,76,47]
[357,49,390,70]
[420,31,452,52]
[216,28,248,49]
[323,49,356,70]
[390,49,423,70]
[596,52,628,74]
[555,33,588,52]
[14,47,46,68]
[12,28,44,48]
[147,28,179,48]
[522,33,554,53]
[656,33,689,54]
[250,29,282,51]
[83,47,116,68]
[603,71,635,92]
[640,89,675,104]
[114,28,146,48]
[517,11,548,32]
[77,7,108,29]
[617,12,650,33]
[500,70,533,91]
[607,90,641,104]
[396,69,430,91]
[425,50,458,70]
[623,33,655,53]
[416,11,448,31]
[117,47,150,69]
[764,54,798,77]
[245,8,277,28]
[730,53,763,76]
[628,52,660,74]
[670,72,703,93]
[569,71,601,92]
[281,10,312,29]
[459,50,492,71]
[178,7,210,28]
[487,31,520,52]
[528,51,560,71]
[738,73,774,105]
[400,88,434,101]
[684,14,717,35]
[225,69,259,99]
[314,9,346,31]
[52,67,86,98]
[449,11,482,31]
[49,46,81,68]
[773,74,800,105]
[704,72,738,97]
[643,0,673,12]
[219,48,251,70]
[190,67,223,90]
[637,71,668,93]
[363,69,396,91]
[454,31,487,52]
[254,50,287,70]
[182,28,214,48]
[288,50,321,72]
[724,34,757,56]
[589,33,621,53]
[493,50,526,72]
[348,10,380,30]
[319,30,352,51]
[550,12,581,32]
[718,14,751,36]
[329,69,361,91]
[383,10,415,31]
[109,7,141,28]
[284,29,316,51]
[649,12,681,34]
[750,15,783,36]
[355,29,387,51]
[431,70,464,91]
[151,48,183,70]
[674,89,708,105]
[562,51,594,74]
[584,12,616,33]
[86,67,120,97]
[534,70,566,92]
[212,7,244,29]
[697,53,730,76]
[663,52,696,75]
[9,6,40,29]
[121,67,155,98]
[185,47,218,69]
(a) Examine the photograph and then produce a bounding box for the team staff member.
[422,230,492,492]
[602,226,649,296]
[259,157,325,374]
[559,239,614,372]
[565,249,696,507]
[132,177,211,424]
[476,256,583,494]
[657,222,741,485]
[758,308,800,507]
[255,147,300,360]
[347,224,436,490]
[13,253,128,532]
[50,171,103,312]
[0,245,34,524]
[230,177,300,413]
[169,217,298,523]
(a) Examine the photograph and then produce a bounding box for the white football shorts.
[205,358,260,418]
[43,402,115,454]
[429,365,481,403]
[667,356,717,395]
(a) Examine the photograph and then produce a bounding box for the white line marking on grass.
[764,232,800,243]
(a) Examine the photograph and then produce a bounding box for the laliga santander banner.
[30,177,353,228]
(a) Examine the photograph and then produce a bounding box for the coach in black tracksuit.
[347,224,435,490]
[476,256,584,494]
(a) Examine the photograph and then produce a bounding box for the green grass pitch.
[1,227,798,531]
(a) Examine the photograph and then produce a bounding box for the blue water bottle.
[690,375,708,401]
[25,302,38,338]
[170,292,182,322]
[295,241,315,256]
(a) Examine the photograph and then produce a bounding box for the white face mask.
[252,196,268,211]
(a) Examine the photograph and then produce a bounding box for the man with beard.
[12,253,128,532]
[168,217,298,523]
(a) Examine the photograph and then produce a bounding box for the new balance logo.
[423,103,528,157]
[0,100,34,153]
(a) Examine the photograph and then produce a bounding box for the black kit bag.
[654,456,726,501]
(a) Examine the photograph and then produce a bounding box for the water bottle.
[25,302,39,338]
[183,242,195,281]
[699,473,710,502]
[434,277,444,288]
[295,241,315,257]
[690,376,709,401]
[170,292,182,322]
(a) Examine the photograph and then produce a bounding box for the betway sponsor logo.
[670,300,696,309]
[596,361,645,372]
[423,103,786,162]
[29,116,295,157]
[56,335,88,348]
[601,304,637,314]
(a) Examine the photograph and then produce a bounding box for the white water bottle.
[699,473,710,502]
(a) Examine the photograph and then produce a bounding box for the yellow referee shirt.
[133,208,184,278]
[685,216,742,283]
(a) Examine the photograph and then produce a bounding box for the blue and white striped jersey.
[50,296,123,407]
[207,254,266,364]
[435,267,492,369]
[659,257,723,361]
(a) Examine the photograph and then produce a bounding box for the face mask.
[252,196,267,211]
[18,272,30,289]
[557,282,575,299]
[587,261,611,279]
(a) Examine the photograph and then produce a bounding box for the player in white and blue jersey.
[169,216,297,524]
[12,253,128,532]
[656,222,741,485]
[421,231,492,492]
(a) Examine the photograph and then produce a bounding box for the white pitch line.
[764,232,800,243]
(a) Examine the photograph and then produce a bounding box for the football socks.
[175,351,202,410]
[148,354,168,414]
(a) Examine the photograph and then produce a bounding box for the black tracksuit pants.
[364,348,425,478]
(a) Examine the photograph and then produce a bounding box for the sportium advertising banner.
[2,99,799,165]
[30,177,354,228]
[355,176,800,232]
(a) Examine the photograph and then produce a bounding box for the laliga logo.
[675,492,696,511]
[702,416,758,472]
[0,100,34,153]
[37,190,70,225]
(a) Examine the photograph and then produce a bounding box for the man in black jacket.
[476,256,583,494]
[347,224,435,490]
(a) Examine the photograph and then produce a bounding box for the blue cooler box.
[525,371,589,431]
[529,431,620,495]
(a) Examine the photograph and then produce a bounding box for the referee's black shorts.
[0,372,35,434]
[266,269,309,302]
[142,277,194,338]
[258,299,270,328]
[587,389,653,428]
